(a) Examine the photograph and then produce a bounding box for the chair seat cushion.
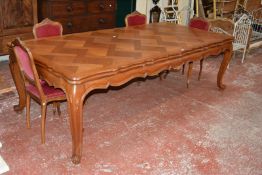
[26,80,65,99]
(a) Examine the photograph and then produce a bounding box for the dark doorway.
[116,0,137,27]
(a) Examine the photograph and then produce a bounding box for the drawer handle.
[66,5,72,12]
[99,3,105,10]
[99,18,106,24]
[67,22,73,28]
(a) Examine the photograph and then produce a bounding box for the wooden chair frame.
[11,38,66,143]
[184,17,210,88]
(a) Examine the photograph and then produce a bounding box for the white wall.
[0,55,9,62]
[136,1,148,14]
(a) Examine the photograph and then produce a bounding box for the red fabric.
[26,80,65,99]
[189,19,209,31]
[35,24,61,38]
[14,46,35,81]
[127,15,146,26]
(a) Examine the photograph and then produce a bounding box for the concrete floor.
[0,48,261,174]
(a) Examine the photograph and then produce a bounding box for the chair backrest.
[125,11,147,27]
[33,18,63,39]
[233,14,252,46]
[12,38,45,98]
[189,17,210,31]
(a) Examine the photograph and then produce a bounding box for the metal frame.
[232,14,252,63]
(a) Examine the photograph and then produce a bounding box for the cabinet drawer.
[56,16,90,34]
[38,0,117,34]
[47,1,87,18]
[89,14,115,31]
[87,0,116,13]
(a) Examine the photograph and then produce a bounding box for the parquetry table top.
[25,23,232,83]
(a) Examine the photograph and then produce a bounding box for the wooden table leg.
[8,48,26,112]
[66,85,85,164]
[217,46,233,90]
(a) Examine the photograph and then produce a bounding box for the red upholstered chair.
[33,18,63,39]
[184,17,210,88]
[189,17,210,31]
[11,38,66,144]
[125,11,147,26]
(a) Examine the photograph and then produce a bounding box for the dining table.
[9,22,233,164]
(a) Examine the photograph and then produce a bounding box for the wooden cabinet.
[0,0,37,54]
[38,0,117,34]
[116,0,136,27]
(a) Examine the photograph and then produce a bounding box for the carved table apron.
[16,23,233,164]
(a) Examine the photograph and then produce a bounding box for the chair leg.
[26,94,31,128]
[163,70,169,79]
[57,102,61,116]
[159,70,169,80]
[159,72,164,81]
[241,48,247,63]
[41,103,47,144]
[198,59,204,81]
[182,64,185,75]
[187,62,193,88]
[52,102,57,115]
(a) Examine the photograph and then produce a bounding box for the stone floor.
[0,48,261,175]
